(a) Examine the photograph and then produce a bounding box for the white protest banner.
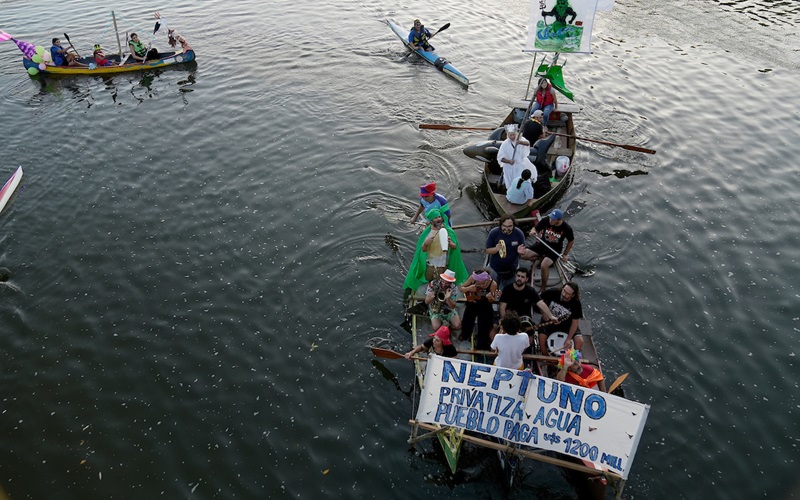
[416,356,649,480]
[526,0,600,53]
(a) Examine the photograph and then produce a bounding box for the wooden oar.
[372,346,559,363]
[63,32,82,58]
[371,347,426,361]
[553,133,656,155]
[420,124,495,131]
[607,372,629,393]
[451,217,539,230]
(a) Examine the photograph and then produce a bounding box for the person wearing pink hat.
[410,182,451,224]
[404,325,457,359]
[425,269,462,332]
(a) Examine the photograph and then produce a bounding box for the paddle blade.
[371,347,405,359]
[607,372,629,393]
[153,21,161,34]
[436,22,451,33]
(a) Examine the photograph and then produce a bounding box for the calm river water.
[1,0,799,498]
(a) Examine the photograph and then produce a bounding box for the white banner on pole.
[416,356,649,480]
[525,0,600,53]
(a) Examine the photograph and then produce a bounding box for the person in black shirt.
[520,209,575,294]
[499,267,557,322]
[538,282,583,356]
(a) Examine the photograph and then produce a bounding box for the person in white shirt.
[490,312,531,370]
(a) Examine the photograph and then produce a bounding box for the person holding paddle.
[129,33,159,62]
[407,19,437,51]
[556,349,606,392]
[50,37,85,67]
[520,209,574,294]
[404,325,457,359]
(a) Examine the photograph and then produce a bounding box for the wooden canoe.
[22,50,195,76]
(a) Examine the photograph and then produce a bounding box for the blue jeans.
[530,103,555,127]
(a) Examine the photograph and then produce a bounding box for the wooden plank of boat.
[477,105,576,218]
[22,50,196,76]
[385,20,469,87]
[0,166,23,215]
[407,291,465,474]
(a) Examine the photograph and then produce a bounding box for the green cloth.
[402,211,468,291]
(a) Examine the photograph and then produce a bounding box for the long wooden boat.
[0,166,23,215]
[462,100,581,219]
[386,20,469,87]
[22,50,196,76]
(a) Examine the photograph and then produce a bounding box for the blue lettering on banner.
[532,406,581,436]
[491,368,513,390]
[584,393,607,420]
[441,360,466,383]
[467,364,490,387]
[601,452,623,471]
[503,420,539,444]
[515,369,536,396]
[559,385,584,413]
[435,404,500,434]
[537,378,558,403]
[435,402,451,422]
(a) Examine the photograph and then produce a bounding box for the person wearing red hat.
[411,182,451,224]
[404,326,457,359]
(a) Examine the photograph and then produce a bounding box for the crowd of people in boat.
[400,182,603,391]
[48,30,192,68]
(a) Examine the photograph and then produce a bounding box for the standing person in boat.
[519,209,574,294]
[458,269,499,349]
[529,78,558,130]
[410,182,451,225]
[505,169,536,206]
[50,37,84,67]
[556,349,606,392]
[129,33,159,62]
[425,270,462,332]
[485,214,526,290]
[537,282,583,356]
[490,313,530,370]
[497,124,534,191]
[403,208,468,292]
[499,267,557,322]
[404,325,458,359]
[407,19,436,52]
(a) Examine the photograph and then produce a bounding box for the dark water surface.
[1,0,799,498]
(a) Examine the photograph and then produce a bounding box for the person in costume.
[129,33,159,62]
[497,124,534,190]
[556,348,606,392]
[403,208,468,292]
[407,19,436,52]
[410,182,451,224]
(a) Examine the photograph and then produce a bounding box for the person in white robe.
[496,124,535,190]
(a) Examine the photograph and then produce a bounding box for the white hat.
[531,110,543,118]
[440,269,457,282]
[504,124,518,134]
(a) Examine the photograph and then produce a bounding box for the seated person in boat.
[505,169,536,206]
[129,33,159,62]
[458,268,499,349]
[522,110,544,145]
[92,45,112,67]
[519,209,574,294]
[407,19,435,51]
[485,214,526,290]
[537,282,583,356]
[168,29,193,53]
[490,313,529,370]
[404,325,457,359]
[50,38,84,67]
[530,78,558,130]
[497,124,534,191]
[425,269,462,332]
[410,182,451,224]
[499,267,557,322]
[556,349,606,392]
[402,208,467,292]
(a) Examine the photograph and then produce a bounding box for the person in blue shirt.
[411,182,451,224]
[505,169,536,206]
[408,19,436,51]
[50,37,84,67]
